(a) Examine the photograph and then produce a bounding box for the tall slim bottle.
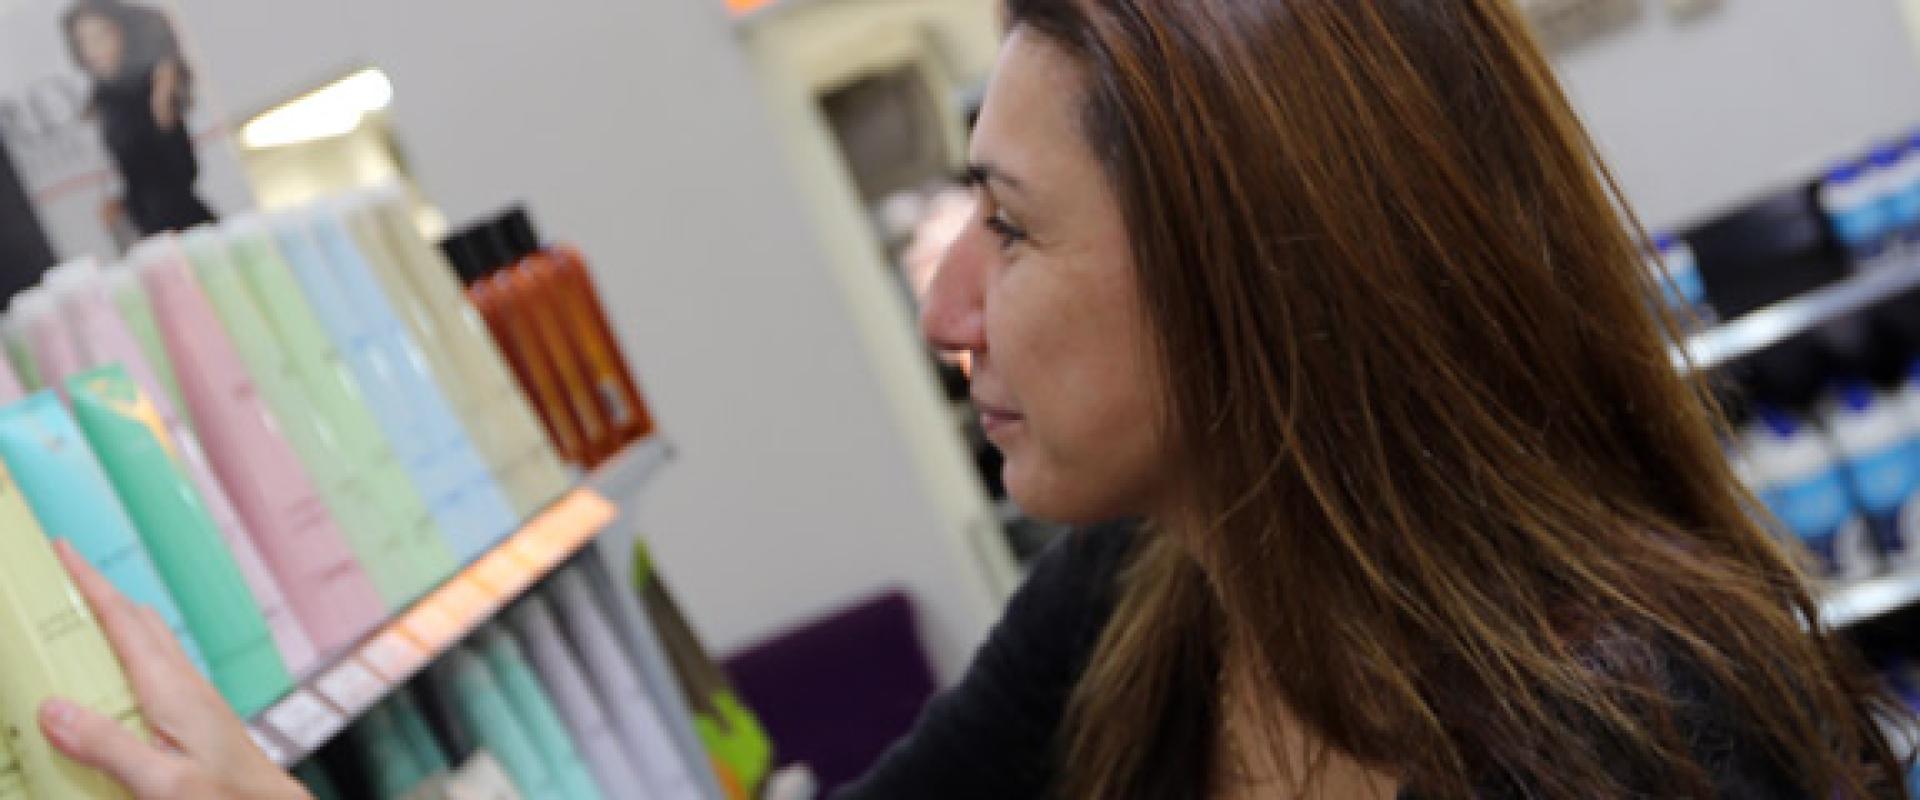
[0,392,205,672]
[507,596,647,800]
[58,254,318,676]
[134,235,385,653]
[475,624,604,800]
[303,208,521,560]
[345,190,570,515]
[68,366,292,715]
[432,646,563,800]
[461,239,591,465]
[187,224,431,607]
[225,217,456,599]
[491,234,611,466]
[0,457,145,800]
[103,263,188,422]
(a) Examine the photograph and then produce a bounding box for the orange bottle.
[485,221,613,466]
[500,211,654,450]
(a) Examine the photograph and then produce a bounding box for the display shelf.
[1819,571,1920,629]
[1678,260,1920,371]
[246,437,670,767]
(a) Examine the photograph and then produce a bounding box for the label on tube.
[507,597,647,800]
[228,219,456,598]
[355,190,571,510]
[68,366,292,715]
[434,647,563,800]
[0,458,144,799]
[136,234,385,653]
[0,391,206,672]
[306,210,520,560]
[545,573,701,800]
[61,260,319,677]
[475,624,604,800]
[190,226,432,607]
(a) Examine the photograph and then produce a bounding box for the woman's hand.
[38,540,311,800]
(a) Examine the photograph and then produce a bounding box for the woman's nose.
[920,228,989,355]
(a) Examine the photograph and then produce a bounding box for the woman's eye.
[984,212,1028,250]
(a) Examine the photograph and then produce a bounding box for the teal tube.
[345,701,428,800]
[67,366,290,715]
[387,689,450,776]
[292,761,345,800]
[475,624,603,800]
[434,646,563,800]
[0,391,206,673]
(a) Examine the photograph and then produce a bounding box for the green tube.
[0,315,40,393]
[181,229,433,608]
[225,221,456,591]
[0,456,143,799]
[434,646,563,800]
[475,624,603,800]
[345,701,428,800]
[387,689,450,776]
[67,365,291,716]
[292,760,345,800]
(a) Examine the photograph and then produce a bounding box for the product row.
[1734,367,1920,581]
[294,569,704,800]
[0,190,592,799]
[442,210,653,469]
[1819,133,1920,265]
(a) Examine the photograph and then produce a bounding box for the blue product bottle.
[1746,406,1877,580]
[1822,160,1889,267]
[1826,381,1920,571]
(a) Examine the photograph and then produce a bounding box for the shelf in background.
[1678,261,1920,371]
[247,437,671,767]
[1819,572,1920,629]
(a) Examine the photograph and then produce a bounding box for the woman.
[65,0,217,236]
[36,0,1909,797]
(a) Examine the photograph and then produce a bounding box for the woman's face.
[73,13,125,80]
[922,29,1169,524]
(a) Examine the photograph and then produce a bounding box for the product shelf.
[1819,570,1920,629]
[1677,260,1920,371]
[245,435,671,767]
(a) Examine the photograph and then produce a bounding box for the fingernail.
[41,699,77,738]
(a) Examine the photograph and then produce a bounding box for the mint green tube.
[387,689,450,776]
[224,220,456,593]
[475,624,603,800]
[435,646,563,800]
[0,392,206,673]
[293,761,345,800]
[181,228,434,608]
[345,701,428,800]
[67,366,291,715]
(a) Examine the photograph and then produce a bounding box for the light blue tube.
[278,213,519,562]
[0,391,207,673]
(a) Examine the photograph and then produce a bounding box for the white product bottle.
[1823,160,1892,269]
[1746,406,1878,581]
[1825,381,1920,572]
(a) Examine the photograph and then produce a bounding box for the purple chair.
[723,590,939,794]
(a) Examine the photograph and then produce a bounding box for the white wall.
[164,0,1010,679]
[1553,2,1920,230]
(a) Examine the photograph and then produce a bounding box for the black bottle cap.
[497,207,542,259]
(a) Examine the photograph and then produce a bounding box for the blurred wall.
[164,0,1010,680]
[1554,2,1920,230]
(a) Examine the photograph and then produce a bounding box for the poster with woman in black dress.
[62,0,215,236]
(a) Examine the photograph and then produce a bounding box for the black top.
[833,524,1805,799]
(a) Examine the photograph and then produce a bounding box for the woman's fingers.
[55,540,167,674]
[40,697,194,798]
[53,542,217,735]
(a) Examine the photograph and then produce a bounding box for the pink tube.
[12,285,84,394]
[54,254,321,676]
[0,339,22,406]
[131,235,385,654]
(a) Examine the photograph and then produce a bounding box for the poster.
[0,0,253,296]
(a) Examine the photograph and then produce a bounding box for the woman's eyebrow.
[964,161,1027,196]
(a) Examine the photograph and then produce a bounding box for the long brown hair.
[1003,0,1909,797]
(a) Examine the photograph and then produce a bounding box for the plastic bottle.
[345,188,572,515]
[507,596,650,800]
[1825,380,1920,573]
[432,646,563,800]
[0,456,144,799]
[475,623,605,800]
[1823,160,1892,268]
[1746,406,1878,580]
[0,391,206,671]
[454,230,591,466]
[134,235,386,653]
[68,366,292,714]
[56,256,319,677]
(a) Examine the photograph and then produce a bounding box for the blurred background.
[9,0,1920,797]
